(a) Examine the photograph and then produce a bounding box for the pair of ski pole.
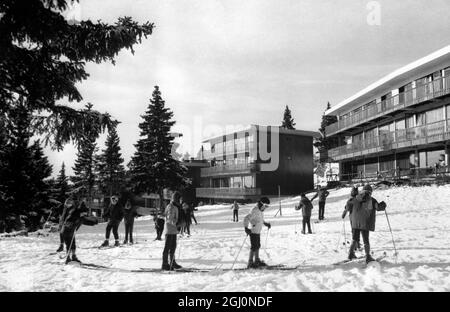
[231,228,271,270]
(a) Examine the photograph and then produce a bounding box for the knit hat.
[350,187,358,197]
[259,197,270,205]
[363,184,373,193]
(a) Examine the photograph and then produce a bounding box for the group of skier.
[54,183,386,269]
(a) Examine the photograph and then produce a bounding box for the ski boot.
[129,239,134,245]
[301,230,305,234]
[100,240,109,247]
[114,240,120,247]
[365,254,375,264]
[255,259,267,267]
[161,262,172,271]
[247,260,258,269]
[123,239,128,245]
[71,254,81,263]
[56,244,64,253]
[171,261,182,270]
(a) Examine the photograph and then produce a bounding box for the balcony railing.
[200,163,259,177]
[326,76,450,136]
[328,120,450,161]
[196,187,262,199]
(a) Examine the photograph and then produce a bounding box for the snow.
[1,185,450,292]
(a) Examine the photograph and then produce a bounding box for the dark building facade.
[196,125,319,203]
[324,46,450,181]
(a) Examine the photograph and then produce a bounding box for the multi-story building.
[325,46,450,181]
[196,125,319,203]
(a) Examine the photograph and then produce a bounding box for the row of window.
[340,66,450,121]
[208,134,255,155]
[211,175,255,188]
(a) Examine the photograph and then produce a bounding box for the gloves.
[378,201,387,211]
[245,227,252,235]
[341,211,346,219]
[264,222,271,229]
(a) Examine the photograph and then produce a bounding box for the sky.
[44,0,450,177]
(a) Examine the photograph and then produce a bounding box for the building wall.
[256,133,314,195]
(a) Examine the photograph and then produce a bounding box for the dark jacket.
[123,206,137,223]
[349,191,385,231]
[60,201,88,233]
[298,197,313,217]
[104,202,124,223]
[312,188,330,203]
[342,197,356,219]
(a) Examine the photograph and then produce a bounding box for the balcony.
[200,163,259,177]
[326,76,450,136]
[328,120,450,161]
[196,187,262,199]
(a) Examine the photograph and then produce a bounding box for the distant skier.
[347,184,386,263]
[311,186,329,221]
[231,200,239,222]
[190,204,198,225]
[161,191,182,270]
[295,193,313,234]
[100,194,124,247]
[60,196,88,264]
[154,210,165,241]
[181,201,192,236]
[342,186,361,251]
[243,197,271,268]
[123,198,137,245]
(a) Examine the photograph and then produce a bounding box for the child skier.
[311,186,330,221]
[100,194,124,247]
[154,211,165,241]
[243,197,271,268]
[60,196,88,264]
[342,186,361,251]
[123,198,137,245]
[295,193,313,234]
[347,184,386,263]
[231,200,239,222]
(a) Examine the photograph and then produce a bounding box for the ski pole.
[384,208,398,263]
[231,235,248,270]
[264,229,270,259]
[334,222,343,252]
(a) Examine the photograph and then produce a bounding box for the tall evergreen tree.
[55,162,70,204]
[281,105,296,130]
[1,0,154,150]
[313,102,338,162]
[71,104,99,212]
[129,86,189,210]
[96,126,125,197]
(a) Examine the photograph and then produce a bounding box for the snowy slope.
[1,185,450,292]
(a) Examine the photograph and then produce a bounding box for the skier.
[60,196,88,264]
[161,191,183,270]
[311,186,329,221]
[100,194,124,247]
[154,210,165,241]
[231,200,239,222]
[295,193,313,234]
[190,203,198,225]
[243,197,271,268]
[181,201,192,236]
[123,198,137,245]
[342,186,361,251]
[347,184,386,263]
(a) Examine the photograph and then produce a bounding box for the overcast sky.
[45,0,450,177]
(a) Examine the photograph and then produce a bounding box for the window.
[243,176,254,188]
[426,107,443,124]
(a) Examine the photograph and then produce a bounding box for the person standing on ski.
[181,201,192,236]
[190,203,198,225]
[342,186,361,251]
[295,193,313,234]
[161,191,182,270]
[100,194,124,247]
[243,197,271,268]
[60,196,88,264]
[311,186,329,221]
[123,198,137,245]
[231,200,239,222]
[348,184,386,263]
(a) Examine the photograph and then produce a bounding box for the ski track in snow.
[1,185,450,291]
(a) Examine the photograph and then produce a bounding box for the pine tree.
[96,126,125,197]
[313,102,338,162]
[281,105,296,130]
[1,0,154,150]
[71,104,99,213]
[55,162,70,204]
[129,86,189,210]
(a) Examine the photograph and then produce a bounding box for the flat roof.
[326,45,450,116]
[202,125,320,144]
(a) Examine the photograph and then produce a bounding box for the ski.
[135,267,210,273]
[333,255,365,265]
[365,252,387,267]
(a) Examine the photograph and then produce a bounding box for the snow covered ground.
[1,185,450,292]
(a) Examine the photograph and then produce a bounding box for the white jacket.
[244,205,265,234]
